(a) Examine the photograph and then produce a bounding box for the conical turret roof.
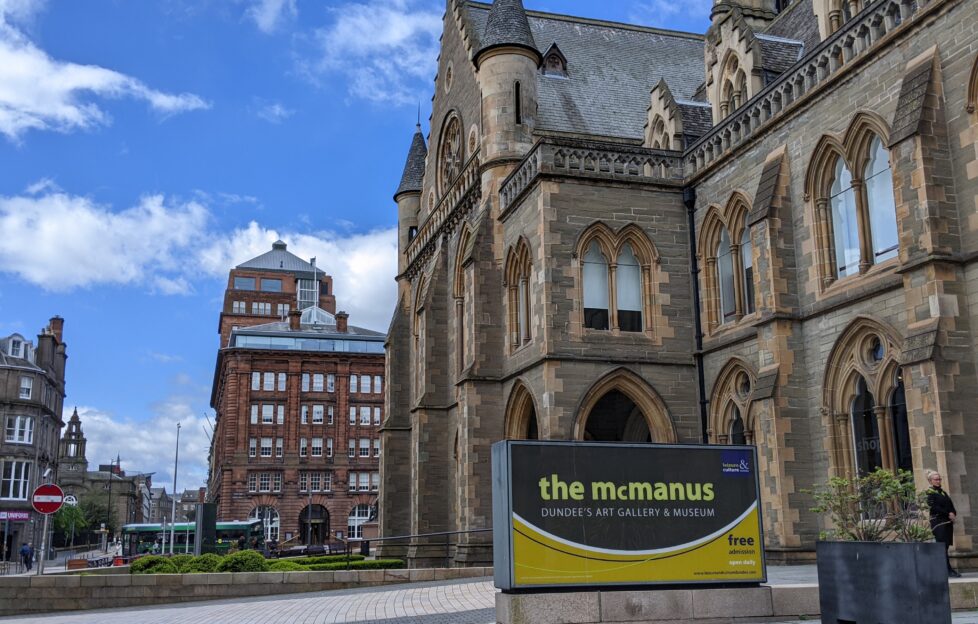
[394,124,427,199]
[476,0,539,64]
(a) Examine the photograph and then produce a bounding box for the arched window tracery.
[505,238,533,349]
[699,194,757,333]
[577,224,659,335]
[822,316,910,478]
[807,114,900,288]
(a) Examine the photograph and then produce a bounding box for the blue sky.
[0,0,711,496]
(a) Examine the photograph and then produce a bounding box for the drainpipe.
[683,186,709,444]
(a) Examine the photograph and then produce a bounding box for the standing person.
[927,470,961,578]
[237,534,246,551]
[18,543,31,572]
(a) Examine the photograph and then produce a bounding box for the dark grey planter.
[816,541,950,623]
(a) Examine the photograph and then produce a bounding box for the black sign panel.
[492,440,765,589]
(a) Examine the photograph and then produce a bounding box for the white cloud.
[0,192,209,289]
[69,398,212,492]
[255,101,294,124]
[146,351,183,364]
[24,176,59,195]
[245,0,297,34]
[301,0,441,106]
[200,221,398,332]
[628,0,712,27]
[0,4,209,141]
[0,187,399,330]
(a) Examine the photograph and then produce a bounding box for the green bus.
[121,520,264,556]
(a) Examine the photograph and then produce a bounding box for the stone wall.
[0,567,492,617]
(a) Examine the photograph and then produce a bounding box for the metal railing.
[357,528,492,568]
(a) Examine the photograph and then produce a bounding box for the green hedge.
[169,554,195,573]
[292,554,365,566]
[182,553,224,573]
[268,560,306,571]
[304,559,404,571]
[215,549,269,573]
[130,555,179,575]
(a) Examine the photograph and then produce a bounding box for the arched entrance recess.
[822,315,907,478]
[504,380,540,439]
[709,357,757,445]
[298,505,329,545]
[573,368,677,443]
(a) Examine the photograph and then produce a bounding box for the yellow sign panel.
[492,441,766,589]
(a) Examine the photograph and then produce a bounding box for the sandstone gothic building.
[380,0,978,567]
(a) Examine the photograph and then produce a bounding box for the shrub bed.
[304,559,404,571]
[293,554,365,566]
[268,560,306,572]
[215,550,269,573]
[169,554,195,573]
[182,553,224,573]
[130,555,179,575]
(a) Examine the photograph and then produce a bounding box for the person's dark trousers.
[942,540,961,577]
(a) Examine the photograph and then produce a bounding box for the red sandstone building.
[208,241,384,545]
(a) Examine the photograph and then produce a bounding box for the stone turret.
[475,0,541,168]
[394,124,426,274]
[60,407,89,475]
[710,0,781,30]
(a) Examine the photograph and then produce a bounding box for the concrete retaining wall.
[496,579,978,624]
[0,566,492,617]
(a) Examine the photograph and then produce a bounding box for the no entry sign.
[31,483,65,515]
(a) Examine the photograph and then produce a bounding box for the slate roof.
[756,34,804,84]
[0,334,42,372]
[763,0,820,54]
[676,101,713,142]
[236,241,317,274]
[465,2,706,141]
[395,125,428,198]
[476,0,538,60]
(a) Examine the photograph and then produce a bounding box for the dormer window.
[9,339,21,358]
[541,43,568,78]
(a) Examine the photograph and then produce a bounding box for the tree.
[79,490,119,536]
[53,505,88,547]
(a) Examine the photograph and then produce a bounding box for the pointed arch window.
[810,121,900,286]
[583,242,610,330]
[505,239,533,349]
[851,376,882,475]
[830,157,860,278]
[700,198,756,332]
[616,243,643,332]
[740,229,754,315]
[864,136,898,264]
[889,372,911,472]
[730,406,747,445]
[718,228,736,322]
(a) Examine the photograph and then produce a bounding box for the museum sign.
[492,440,766,590]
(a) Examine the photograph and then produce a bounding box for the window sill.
[581,327,654,341]
[820,257,899,297]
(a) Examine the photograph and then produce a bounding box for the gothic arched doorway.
[583,390,649,441]
[298,505,329,545]
[574,368,676,443]
[504,381,540,440]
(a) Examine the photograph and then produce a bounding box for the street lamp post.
[169,423,180,555]
[104,457,114,553]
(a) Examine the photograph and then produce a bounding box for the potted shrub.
[811,468,950,623]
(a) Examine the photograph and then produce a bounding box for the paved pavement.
[3,571,978,623]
